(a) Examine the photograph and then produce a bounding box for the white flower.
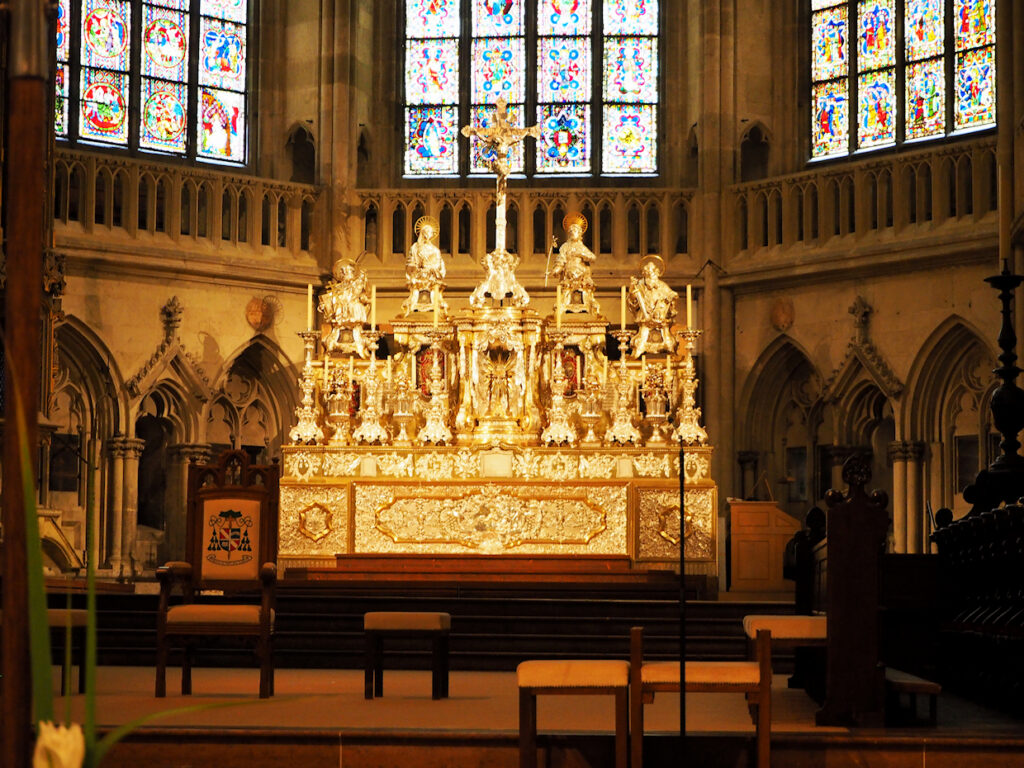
[33,721,85,768]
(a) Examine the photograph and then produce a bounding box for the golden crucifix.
[461,97,540,253]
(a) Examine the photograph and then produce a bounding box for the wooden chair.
[155,450,279,698]
[630,626,772,768]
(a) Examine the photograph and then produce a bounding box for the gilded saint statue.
[461,97,540,308]
[628,255,679,357]
[320,258,370,355]
[547,212,600,314]
[403,215,448,316]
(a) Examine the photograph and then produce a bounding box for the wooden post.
[2,1,49,765]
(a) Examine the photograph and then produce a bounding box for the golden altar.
[278,102,716,579]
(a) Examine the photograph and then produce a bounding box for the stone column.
[86,437,103,568]
[904,442,926,553]
[107,438,127,572]
[165,443,212,561]
[888,441,911,553]
[927,440,945,553]
[737,450,759,500]
[121,438,145,577]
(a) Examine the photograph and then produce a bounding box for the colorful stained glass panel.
[857,0,894,72]
[406,0,461,38]
[955,46,995,129]
[537,103,590,173]
[471,37,525,104]
[857,69,895,148]
[538,37,590,103]
[905,0,943,61]
[80,68,130,144]
[140,78,188,152]
[472,0,522,36]
[201,0,246,24]
[405,40,460,105]
[56,0,71,61]
[537,0,591,36]
[200,17,246,90]
[954,0,995,51]
[811,7,848,81]
[602,104,656,173]
[602,37,657,102]
[151,0,191,9]
[405,106,459,174]
[905,58,945,139]
[811,80,848,158]
[55,64,69,137]
[82,1,131,71]
[811,0,844,8]
[470,104,525,174]
[143,5,189,81]
[603,0,658,36]
[198,87,246,162]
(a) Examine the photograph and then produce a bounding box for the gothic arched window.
[55,0,251,165]
[810,0,995,160]
[403,0,660,178]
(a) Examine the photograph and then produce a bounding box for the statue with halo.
[403,215,448,316]
[547,212,600,315]
[628,255,678,357]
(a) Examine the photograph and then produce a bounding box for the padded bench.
[631,626,772,768]
[363,611,451,700]
[517,659,629,768]
[885,667,940,726]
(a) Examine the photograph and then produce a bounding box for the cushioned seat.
[516,659,629,689]
[166,604,274,627]
[742,614,827,640]
[364,611,451,631]
[364,611,451,700]
[517,659,629,768]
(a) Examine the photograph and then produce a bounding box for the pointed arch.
[738,335,821,451]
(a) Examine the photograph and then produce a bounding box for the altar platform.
[61,666,1024,768]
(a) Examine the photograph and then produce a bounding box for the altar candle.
[432,293,439,328]
[686,284,692,330]
[387,357,393,382]
[620,286,627,330]
[371,286,377,331]
[410,353,416,386]
[556,286,562,329]
[602,356,608,384]
[306,284,314,330]
[665,355,672,382]
[349,356,354,382]
[642,355,647,379]
[323,356,330,387]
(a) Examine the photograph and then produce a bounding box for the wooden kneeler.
[631,626,772,768]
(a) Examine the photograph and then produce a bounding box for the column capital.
[887,440,924,462]
[168,443,213,464]
[108,436,145,459]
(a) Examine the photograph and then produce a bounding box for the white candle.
[322,356,330,387]
[432,293,439,328]
[620,286,627,330]
[602,357,608,384]
[686,284,692,330]
[410,353,417,387]
[306,284,313,331]
[370,286,377,331]
[348,356,354,382]
[556,286,562,329]
[642,355,647,379]
[665,355,672,382]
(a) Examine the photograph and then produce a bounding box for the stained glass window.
[55,0,251,164]
[403,0,658,177]
[601,1,658,174]
[810,0,995,159]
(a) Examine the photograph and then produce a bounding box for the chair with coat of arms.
[154,449,279,698]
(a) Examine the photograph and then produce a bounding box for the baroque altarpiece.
[278,103,716,579]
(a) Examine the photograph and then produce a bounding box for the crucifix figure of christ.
[461,97,540,253]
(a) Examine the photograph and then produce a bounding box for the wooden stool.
[363,611,451,700]
[517,659,629,768]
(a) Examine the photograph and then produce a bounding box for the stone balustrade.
[52,149,320,257]
[730,137,998,258]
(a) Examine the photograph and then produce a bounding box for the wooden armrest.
[157,562,193,583]
[259,562,277,584]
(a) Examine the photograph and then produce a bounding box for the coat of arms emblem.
[206,508,254,566]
